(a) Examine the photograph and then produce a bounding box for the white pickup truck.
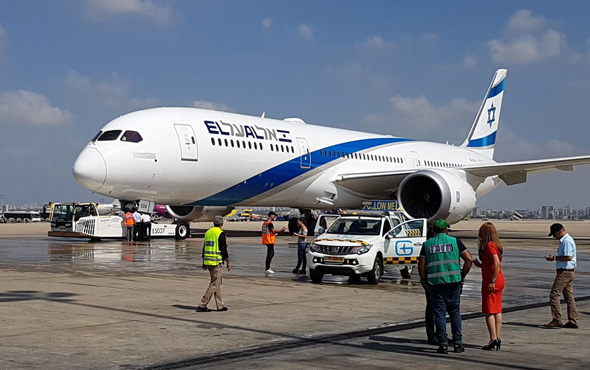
[308,211,427,284]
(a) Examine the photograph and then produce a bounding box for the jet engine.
[166,206,235,222]
[397,169,476,225]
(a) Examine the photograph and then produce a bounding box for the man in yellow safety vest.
[197,215,231,312]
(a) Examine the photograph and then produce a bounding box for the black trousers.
[265,244,274,270]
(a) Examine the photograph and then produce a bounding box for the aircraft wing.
[462,155,590,185]
[334,169,416,196]
[334,155,590,195]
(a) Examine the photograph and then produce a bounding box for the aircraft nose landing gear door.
[174,124,198,161]
[297,137,311,169]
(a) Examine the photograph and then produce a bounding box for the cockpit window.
[121,130,143,143]
[91,131,102,143]
[97,130,122,141]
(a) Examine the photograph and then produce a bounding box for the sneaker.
[563,321,578,329]
[454,344,465,353]
[265,269,275,275]
[292,268,298,274]
[436,345,448,354]
[299,269,306,274]
[216,307,229,312]
[543,319,563,328]
[195,307,211,312]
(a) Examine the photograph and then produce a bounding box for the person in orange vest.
[262,211,286,275]
[124,210,135,242]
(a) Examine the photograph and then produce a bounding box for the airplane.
[72,69,590,225]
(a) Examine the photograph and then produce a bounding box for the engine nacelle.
[166,205,234,222]
[397,169,476,225]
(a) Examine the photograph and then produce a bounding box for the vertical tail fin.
[460,69,507,159]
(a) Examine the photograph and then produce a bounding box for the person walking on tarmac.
[124,210,134,242]
[292,218,308,274]
[197,215,231,312]
[419,219,473,354]
[262,211,286,276]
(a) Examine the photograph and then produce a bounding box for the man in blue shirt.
[544,223,578,329]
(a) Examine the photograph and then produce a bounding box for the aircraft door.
[174,124,198,161]
[410,151,421,168]
[297,137,311,169]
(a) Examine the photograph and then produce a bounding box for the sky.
[1,1,590,210]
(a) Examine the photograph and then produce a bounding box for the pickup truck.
[307,211,427,284]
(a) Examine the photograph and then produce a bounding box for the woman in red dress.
[473,222,505,351]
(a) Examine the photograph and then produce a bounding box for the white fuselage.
[73,107,498,210]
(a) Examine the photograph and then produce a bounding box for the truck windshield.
[51,204,74,221]
[326,218,382,236]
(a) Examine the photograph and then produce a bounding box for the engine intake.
[166,205,234,222]
[398,169,476,224]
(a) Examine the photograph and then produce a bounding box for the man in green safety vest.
[419,219,473,354]
[197,215,231,312]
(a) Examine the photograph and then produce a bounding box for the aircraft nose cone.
[73,147,107,191]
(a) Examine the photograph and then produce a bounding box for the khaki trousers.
[199,264,224,309]
[550,270,577,324]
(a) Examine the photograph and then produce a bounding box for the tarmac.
[0,220,588,369]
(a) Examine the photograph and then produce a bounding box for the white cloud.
[362,95,478,141]
[389,95,475,130]
[192,100,231,112]
[0,24,7,39]
[487,10,565,64]
[65,70,129,106]
[262,17,273,28]
[64,70,158,110]
[0,90,73,126]
[299,24,314,42]
[463,54,477,68]
[506,9,546,32]
[86,0,174,26]
[495,128,578,161]
[359,35,396,50]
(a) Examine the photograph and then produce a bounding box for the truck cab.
[308,211,427,284]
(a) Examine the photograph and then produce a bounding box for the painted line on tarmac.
[144,295,590,370]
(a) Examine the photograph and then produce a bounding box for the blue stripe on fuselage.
[189,137,412,206]
[487,79,505,99]
[467,131,496,148]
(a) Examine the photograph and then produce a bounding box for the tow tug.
[48,202,190,240]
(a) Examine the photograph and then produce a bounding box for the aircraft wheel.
[175,222,190,240]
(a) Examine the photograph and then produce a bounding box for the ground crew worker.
[133,208,143,241]
[124,210,134,242]
[418,219,473,354]
[262,211,286,275]
[141,213,152,241]
[197,215,230,312]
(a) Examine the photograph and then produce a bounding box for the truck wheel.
[367,256,382,285]
[310,268,324,284]
[401,266,413,279]
[175,222,190,240]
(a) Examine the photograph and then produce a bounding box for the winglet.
[460,69,507,159]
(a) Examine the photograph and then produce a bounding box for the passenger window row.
[210,137,296,153]
[319,149,404,164]
[425,160,462,168]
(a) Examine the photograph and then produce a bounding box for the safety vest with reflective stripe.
[262,220,275,245]
[203,227,223,266]
[424,233,462,285]
[124,212,134,226]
